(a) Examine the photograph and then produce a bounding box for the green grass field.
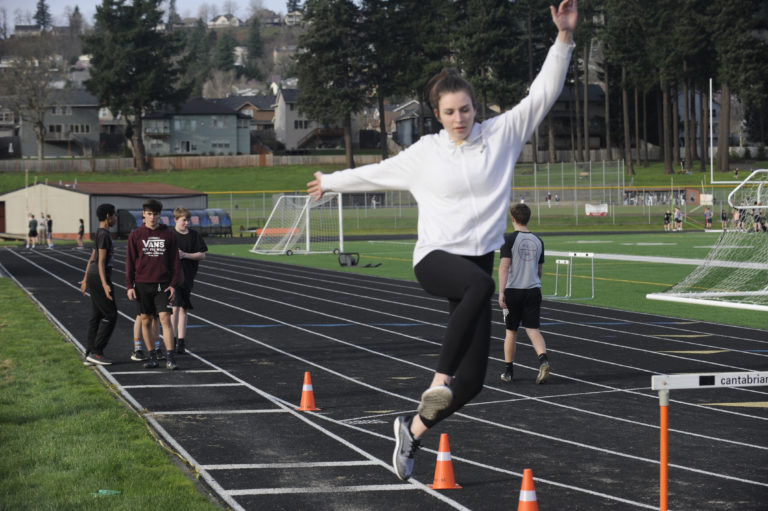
[0,279,222,510]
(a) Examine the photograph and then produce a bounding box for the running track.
[1,245,767,511]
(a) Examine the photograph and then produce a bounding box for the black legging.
[86,272,117,356]
[414,250,495,428]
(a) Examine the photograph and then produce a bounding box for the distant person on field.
[26,214,38,249]
[663,210,671,232]
[171,206,208,354]
[80,203,117,366]
[704,207,712,229]
[77,218,85,248]
[46,214,54,248]
[37,212,47,246]
[498,203,550,385]
[720,210,727,230]
[126,199,180,370]
[674,207,683,231]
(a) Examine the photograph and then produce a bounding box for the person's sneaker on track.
[392,415,420,481]
[417,384,453,421]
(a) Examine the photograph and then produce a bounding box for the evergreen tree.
[215,31,237,72]
[287,0,302,12]
[296,0,367,168]
[83,0,190,170]
[181,19,213,96]
[454,0,522,123]
[33,0,52,31]
[360,0,414,158]
[245,18,264,79]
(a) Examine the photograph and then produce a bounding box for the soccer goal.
[250,192,343,255]
[647,169,768,311]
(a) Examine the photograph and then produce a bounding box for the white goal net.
[250,192,343,255]
[647,169,768,311]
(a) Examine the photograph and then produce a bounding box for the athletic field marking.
[620,242,677,246]
[659,350,728,354]
[150,409,289,416]
[703,402,768,408]
[110,369,222,375]
[225,485,419,496]
[12,252,768,492]
[121,383,244,389]
[653,335,713,339]
[575,240,613,244]
[202,461,379,470]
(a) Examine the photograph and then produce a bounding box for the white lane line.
[202,461,378,470]
[150,409,289,416]
[122,383,244,389]
[225,485,418,496]
[109,369,222,375]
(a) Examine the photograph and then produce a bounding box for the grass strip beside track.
[0,278,221,510]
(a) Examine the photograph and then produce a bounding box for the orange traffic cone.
[428,433,462,489]
[295,372,320,411]
[517,468,538,511]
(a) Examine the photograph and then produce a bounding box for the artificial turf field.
[1,238,766,510]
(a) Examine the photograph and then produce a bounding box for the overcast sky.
[2,0,288,31]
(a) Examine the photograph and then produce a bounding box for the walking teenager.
[80,204,117,365]
[307,0,577,481]
[170,206,208,354]
[498,203,550,384]
[125,199,180,370]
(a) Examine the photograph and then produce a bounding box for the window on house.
[289,103,295,111]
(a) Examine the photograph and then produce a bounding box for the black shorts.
[29,230,37,237]
[504,288,542,330]
[173,287,194,310]
[134,282,171,315]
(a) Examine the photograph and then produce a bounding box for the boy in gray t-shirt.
[498,203,550,384]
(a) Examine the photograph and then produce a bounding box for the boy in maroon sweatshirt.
[126,199,180,370]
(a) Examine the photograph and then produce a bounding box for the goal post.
[647,169,768,311]
[250,192,343,255]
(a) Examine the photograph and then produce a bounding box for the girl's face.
[435,90,476,144]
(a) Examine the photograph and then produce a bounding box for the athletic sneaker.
[417,384,453,421]
[500,370,513,383]
[85,353,112,366]
[83,353,94,366]
[143,350,159,369]
[175,339,185,354]
[130,350,148,362]
[166,352,178,371]
[536,359,551,384]
[392,415,420,481]
[155,347,166,360]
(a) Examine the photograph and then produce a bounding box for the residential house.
[392,101,438,147]
[0,99,19,159]
[285,11,303,26]
[211,95,276,132]
[19,89,100,158]
[12,25,40,38]
[142,97,251,156]
[274,88,313,150]
[208,14,242,28]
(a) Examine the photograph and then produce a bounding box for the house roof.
[50,182,204,196]
[212,95,276,111]
[279,89,300,104]
[49,89,98,107]
[145,97,239,118]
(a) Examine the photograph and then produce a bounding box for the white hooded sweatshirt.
[320,39,574,266]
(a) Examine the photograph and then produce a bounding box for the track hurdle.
[545,252,595,300]
[650,371,768,511]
